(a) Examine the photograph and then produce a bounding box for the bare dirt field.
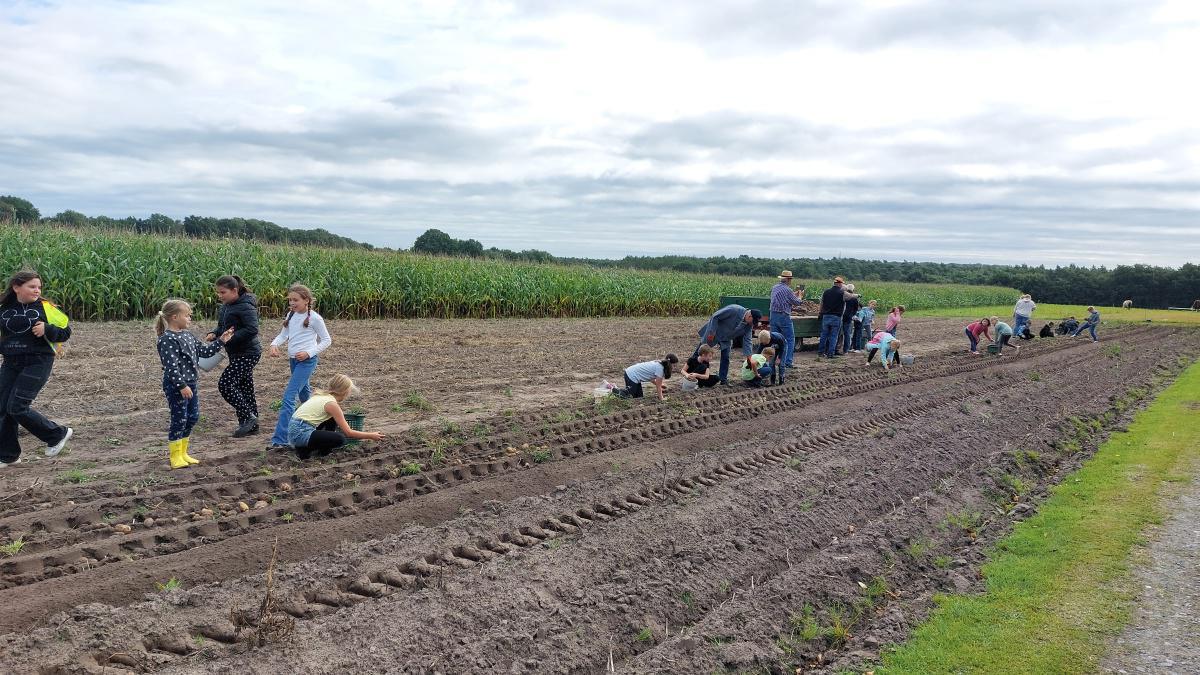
[1,316,1197,674]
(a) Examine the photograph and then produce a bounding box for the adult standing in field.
[839,283,861,355]
[817,276,846,358]
[205,275,262,437]
[1071,306,1101,342]
[1013,294,1036,339]
[695,305,761,386]
[769,270,805,369]
[0,270,74,467]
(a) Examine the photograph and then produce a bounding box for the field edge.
[876,355,1200,674]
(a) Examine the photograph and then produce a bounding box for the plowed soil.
[0,317,1196,674]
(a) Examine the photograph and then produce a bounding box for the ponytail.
[282,283,315,328]
[216,274,250,295]
[156,299,190,336]
[661,353,679,379]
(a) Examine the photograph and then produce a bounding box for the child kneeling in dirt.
[742,347,775,387]
[865,331,902,370]
[289,374,384,459]
[681,345,719,390]
[612,354,678,400]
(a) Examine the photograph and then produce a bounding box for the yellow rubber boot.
[169,439,189,469]
[181,437,200,465]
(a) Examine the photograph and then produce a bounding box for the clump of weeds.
[1,538,26,557]
[155,577,182,592]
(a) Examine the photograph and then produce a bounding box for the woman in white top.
[267,284,332,450]
[1012,294,1036,339]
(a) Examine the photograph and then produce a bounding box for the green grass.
[910,303,1200,326]
[879,358,1200,674]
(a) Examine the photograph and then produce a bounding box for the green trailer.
[718,294,822,349]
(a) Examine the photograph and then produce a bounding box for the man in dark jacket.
[695,305,761,385]
[817,277,846,358]
[839,284,861,354]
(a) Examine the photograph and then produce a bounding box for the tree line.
[4,194,1194,309]
[414,229,1200,309]
[0,195,369,250]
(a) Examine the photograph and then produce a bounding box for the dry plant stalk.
[232,536,295,647]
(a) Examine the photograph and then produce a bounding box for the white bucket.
[900,354,916,366]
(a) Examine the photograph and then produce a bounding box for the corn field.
[1,224,1021,320]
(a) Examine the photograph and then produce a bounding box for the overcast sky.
[3,0,1199,267]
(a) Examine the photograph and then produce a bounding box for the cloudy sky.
[2,0,1199,267]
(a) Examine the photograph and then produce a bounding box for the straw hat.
[778,270,793,280]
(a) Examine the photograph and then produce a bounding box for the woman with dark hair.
[205,275,262,437]
[0,270,73,467]
[612,354,679,401]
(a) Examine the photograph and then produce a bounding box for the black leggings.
[296,419,345,459]
[219,351,260,424]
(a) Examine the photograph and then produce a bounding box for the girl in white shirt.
[266,284,332,450]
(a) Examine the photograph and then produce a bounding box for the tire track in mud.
[0,328,1155,593]
[50,328,1180,672]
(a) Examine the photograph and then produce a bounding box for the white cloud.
[1,0,1199,267]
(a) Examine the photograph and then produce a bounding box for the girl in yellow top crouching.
[288,374,384,459]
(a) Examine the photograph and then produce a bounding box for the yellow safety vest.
[42,300,69,356]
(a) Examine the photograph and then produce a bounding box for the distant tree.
[53,209,88,227]
[0,195,40,222]
[412,228,457,255]
[0,202,14,224]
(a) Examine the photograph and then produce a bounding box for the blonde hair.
[762,347,776,359]
[316,373,358,400]
[758,330,772,344]
[990,316,1000,324]
[155,299,191,336]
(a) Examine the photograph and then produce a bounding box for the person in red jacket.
[964,317,994,355]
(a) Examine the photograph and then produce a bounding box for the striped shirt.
[769,283,804,313]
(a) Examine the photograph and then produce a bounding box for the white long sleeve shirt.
[270,310,331,358]
[1013,298,1036,317]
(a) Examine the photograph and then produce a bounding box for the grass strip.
[910,303,1200,326]
[879,358,1200,674]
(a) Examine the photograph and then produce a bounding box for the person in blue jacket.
[694,305,761,386]
[755,329,787,385]
[1071,306,1101,342]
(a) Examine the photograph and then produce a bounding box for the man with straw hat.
[770,270,805,369]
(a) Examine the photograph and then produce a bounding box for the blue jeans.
[858,322,872,350]
[271,356,319,445]
[164,377,200,441]
[818,315,843,356]
[1072,323,1098,340]
[965,328,979,352]
[840,318,856,353]
[770,312,795,367]
[1013,314,1030,338]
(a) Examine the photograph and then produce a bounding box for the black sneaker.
[232,418,259,438]
[267,444,291,452]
